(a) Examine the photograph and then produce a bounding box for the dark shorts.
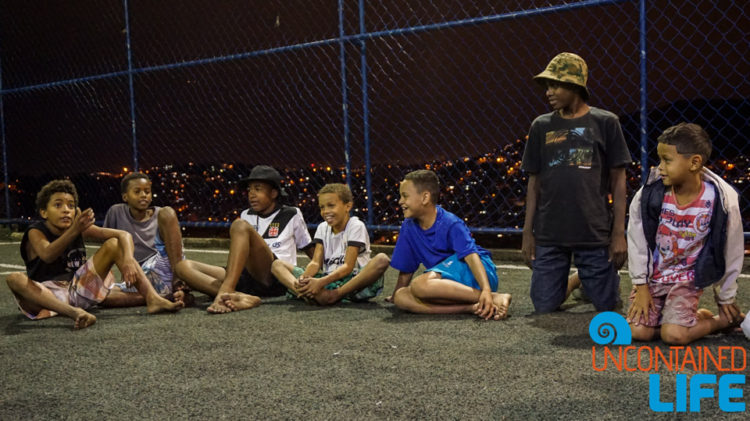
[236,269,286,297]
[530,245,620,313]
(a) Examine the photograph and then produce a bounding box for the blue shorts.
[427,254,498,292]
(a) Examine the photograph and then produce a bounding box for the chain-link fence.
[1,0,748,238]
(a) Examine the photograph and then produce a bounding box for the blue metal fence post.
[338,0,351,185]
[639,0,648,182]
[358,0,373,226]
[0,53,9,220]
[123,0,139,172]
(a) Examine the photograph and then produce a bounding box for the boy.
[210,165,314,313]
[271,183,389,305]
[102,172,226,306]
[626,123,743,345]
[388,170,511,320]
[521,52,631,313]
[5,180,182,329]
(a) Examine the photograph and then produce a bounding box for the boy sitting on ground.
[103,172,226,306]
[209,165,314,313]
[627,123,744,345]
[5,180,182,329]
[271,183,389,305]
[388,170,511,320]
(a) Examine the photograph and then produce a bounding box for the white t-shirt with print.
[313,216,370,275]
[240,206,312,265]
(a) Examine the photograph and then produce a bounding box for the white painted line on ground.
[0,263,24,269]
[0,271,17,275]
[0,242,20,246]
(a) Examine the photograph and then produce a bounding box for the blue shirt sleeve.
[390,221,419,273]
[447,219,479,260]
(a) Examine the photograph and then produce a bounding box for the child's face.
[657,143,699,187]
[318,192,352,233]
[247,181,277,214]
[123,178,153,212]
[40,192,76,232]
[398,180,429,219]
[544,80,578,111]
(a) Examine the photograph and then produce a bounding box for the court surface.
[1,241,748,420]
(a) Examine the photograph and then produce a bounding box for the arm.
[609,167,627,270]
[385,271,414,302]
[521,174,539,268]
[300,243,324,279]
[464,252,494,319]
[29,208,94,263]
[626,187,648,286]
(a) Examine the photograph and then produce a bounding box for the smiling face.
[40,192,76,233]
[656,142,700,187]
[318,192,351,233]
[247,181,278,215]
[122,177,153,213]
[398,179,430,220]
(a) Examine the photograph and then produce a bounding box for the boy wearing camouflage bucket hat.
[520,52,632,313]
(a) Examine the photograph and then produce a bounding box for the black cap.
[238,165,287,197]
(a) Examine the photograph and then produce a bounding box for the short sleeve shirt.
[391,206,489,273]
[20,221,87,282]
[240,205,312,265]
[521,107,632,246]
[313,216,371,275]
[103,203,160,263]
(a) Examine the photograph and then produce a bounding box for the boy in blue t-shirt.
[389,170,511,320]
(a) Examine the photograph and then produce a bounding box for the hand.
[718,302,741,326]
[626,285,654,326]
[474,289,494,320]
[299,277,324,298]
[119,257,140,287]
[521,231,535,269]
[72,207,95,235]
[609,235,627,270]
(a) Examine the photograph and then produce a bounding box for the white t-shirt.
[313,216,371,275]
[239,206,312,265]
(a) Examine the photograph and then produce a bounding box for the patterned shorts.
[15,259,115,319]
[628,282,703,328]
[114,252,174,295]
[286,266,384,302]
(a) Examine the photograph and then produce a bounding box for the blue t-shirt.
[391,206,489,273]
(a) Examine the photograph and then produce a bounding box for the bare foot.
[146,294,184,314]
[566,273,581,298]
[207,295,233,314]
[220,292,261,312]
[73,310,97,330]
[314,288,340,306]
[172,290,196,307]
[492,293,512,320]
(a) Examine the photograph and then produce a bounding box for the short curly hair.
[36,179,78,212]
[121,172,151,194]
[318,183,353,204]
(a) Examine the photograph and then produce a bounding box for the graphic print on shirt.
[545,127,594,169]
[651,183,715,284]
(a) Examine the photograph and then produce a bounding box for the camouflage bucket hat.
[533,52,590,100]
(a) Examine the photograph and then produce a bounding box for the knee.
[660,325,690,345]
[6,272,27,290]
[174,259,191,276]
[157,206,179,228]
[409,275,432,298]
[230,218,252,236]
[373,253,390,271]
[630,324,656,342]
[101,237,121,254]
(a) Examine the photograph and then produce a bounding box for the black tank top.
[20,221,87,281]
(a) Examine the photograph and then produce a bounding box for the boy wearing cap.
[208,165,314,313]
[521,52,632,313]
